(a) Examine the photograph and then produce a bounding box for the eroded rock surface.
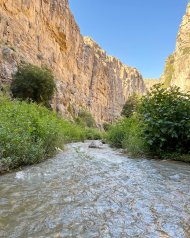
[143,78,160,91]
[162,2,190,91]
[0,0,146,123]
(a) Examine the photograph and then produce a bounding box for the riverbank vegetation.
[2,61,189,175]
[11,64,56,107]
[107,84,190,162]
[74,108,103,140]
[0,96,85,173]
[0,95,104,174]
[0,64,103,174]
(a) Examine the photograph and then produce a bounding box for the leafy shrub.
[140,84,190,155]
[11,64,56,107]
[121,93,139,118]
[0,97,85,173]
[106,119,129,148]
[75,108,96,128]
[84,128,103,140]
[121,116,148,156]
[107,115,147,155]
[103,122,111,131]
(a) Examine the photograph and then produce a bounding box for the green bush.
[121,93,139,118]
[106,119,128,148]
[140,84,190,155]
[121,116,148,156]
[107,84,190,161]
[11,64,56,107]
[103,122,111,131]
[0,97,85,173]
[84,128,103,140]
[75,108,96,128]
[107,116,146,155]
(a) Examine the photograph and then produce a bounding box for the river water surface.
[0,141,190,238]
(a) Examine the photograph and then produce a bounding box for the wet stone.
[89,140,103,149]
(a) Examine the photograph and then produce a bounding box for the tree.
[11,64,56,107]
[121,93,139,118]
[140,84,190,154]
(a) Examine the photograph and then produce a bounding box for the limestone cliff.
[162,2,190,91]
[0,0,146,124]
[143,78,160,91]
[160,54,175,88]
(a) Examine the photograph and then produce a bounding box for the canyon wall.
[143,78,160,91]
[0,0,146,124]
[162,2,190,91]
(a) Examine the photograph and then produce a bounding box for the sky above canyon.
[69,0,189,78]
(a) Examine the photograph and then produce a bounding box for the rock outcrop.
[144,78,160,91]
[160,54,175,87]
[162,2,190,91]
[0,0,146,124]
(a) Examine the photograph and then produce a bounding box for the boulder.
[89,141,103,149]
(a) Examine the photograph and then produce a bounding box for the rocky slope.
[0,0,146,124]
[162,2,190,91]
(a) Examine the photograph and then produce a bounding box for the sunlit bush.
[0,97,85,173]
[140,84,190,154]
[75,108,96,128]
[106,115,147,155]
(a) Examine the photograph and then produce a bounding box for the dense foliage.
[74,108,104,140]
[121,93,139,118]
[140,84,190,154]
[0,97,85,174]
[75,108,96,128]
[11,64,56,107]
[107,84,190,160]
[103,122,111,131]
[84,128,103,140]
[107,116,147,155]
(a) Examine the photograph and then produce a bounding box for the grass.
[160,153,190,163]
[106,115,148,156]
[0,96,86,174]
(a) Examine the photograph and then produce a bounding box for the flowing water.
[0,141,190,238]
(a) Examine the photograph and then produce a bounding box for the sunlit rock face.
[162,2,190,91]
[171,2,190,91]
[143,78,160,91]
[0,0,146,123]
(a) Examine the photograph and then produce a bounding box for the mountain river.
[0,141,190,238]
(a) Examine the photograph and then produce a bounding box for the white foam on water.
[15,171,25,180]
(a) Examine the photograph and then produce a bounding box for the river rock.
[89,141,103,149]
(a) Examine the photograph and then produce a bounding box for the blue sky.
[69,0,189,78]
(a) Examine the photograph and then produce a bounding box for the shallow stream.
[0,142,190,237]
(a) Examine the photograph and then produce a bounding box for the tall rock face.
[143,78,160,91]
[160,54,175,88]
[162,2,190,91]
[0,0,146,124]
